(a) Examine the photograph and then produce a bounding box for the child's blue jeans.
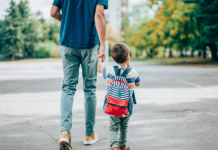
[109,116,130,148]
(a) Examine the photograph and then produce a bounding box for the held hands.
[98,46,106,62]
[97,46,105,73]
[97,57,102,73]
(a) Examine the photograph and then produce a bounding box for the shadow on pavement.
[1,98,218,150]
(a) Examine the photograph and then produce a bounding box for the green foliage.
[125,0,218,61]
[0,0,60,61]
[3,0,23,60]
[17,0,38,58]
[48,23,60,44]
[193,0,218,61]
[34,41,58,58]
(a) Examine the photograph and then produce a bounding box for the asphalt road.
[0,60,218,150]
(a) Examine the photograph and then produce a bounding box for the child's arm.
[134,69,141,87]
[97,57,103,73]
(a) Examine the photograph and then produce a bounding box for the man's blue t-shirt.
[52,0,108,49]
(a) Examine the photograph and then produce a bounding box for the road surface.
[0,60,218,150]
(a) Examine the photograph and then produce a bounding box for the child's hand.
[135,83,140,87]
[127,61,131,67]
[97,57,102,73]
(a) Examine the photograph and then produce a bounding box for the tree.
[0,0,61,61]
[125,3,153,57]
[106,24,123,49]
[126,0,200,58]
[193,0,218,61]
[4,0,22,60]
[0,20,5,60]
[48,22,60,44]
[17,0,40,58]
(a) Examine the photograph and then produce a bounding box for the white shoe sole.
[60,138,69,143]
[83,137,99,145]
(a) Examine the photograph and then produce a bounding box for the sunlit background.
[1,0,217,63]
[0,0,143,20]
[0,1,218,150]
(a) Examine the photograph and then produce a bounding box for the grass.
[1,57,218,65]
[1,58,61,63]
[110,57,218,65]
[144,57,217,65]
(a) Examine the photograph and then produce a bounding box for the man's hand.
[98,46,106,62]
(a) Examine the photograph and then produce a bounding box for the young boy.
[98,43,141,150]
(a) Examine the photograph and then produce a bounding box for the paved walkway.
[0,61,218,150]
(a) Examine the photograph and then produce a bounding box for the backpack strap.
[121,67,132,77]
[132,91,137,104]
[114,66,121,76]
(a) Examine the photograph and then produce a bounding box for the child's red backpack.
[103,66,133,117]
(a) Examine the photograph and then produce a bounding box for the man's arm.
[95,5,106,62]
[50,5,62,22]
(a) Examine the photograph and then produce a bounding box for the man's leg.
[60,46,81,134]
[81,45,99,136]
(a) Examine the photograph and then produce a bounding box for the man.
[50,0,108,149]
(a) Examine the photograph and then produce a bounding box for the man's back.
[52,0,108,49]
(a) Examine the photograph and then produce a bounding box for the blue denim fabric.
[59,45,99,136]
[109,116,130,148]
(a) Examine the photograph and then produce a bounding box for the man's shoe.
[83,132,99,145]
[111,147,120,150]
[119,145,130,150]
[59,131,72,150]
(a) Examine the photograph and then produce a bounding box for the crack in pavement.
[27,121,58,143]
[38,125,58,143]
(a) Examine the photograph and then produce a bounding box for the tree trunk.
[135,48,138,58]
[210,44,218,61]
[185,47,188,57]
[180,49,184,57]
[198,50,202,57]
[203,48,206,59]
[150,49,153,58]
[169,48,173,57]
[12,53,15,61]
[163,48,166,58]
[191,46,194,57]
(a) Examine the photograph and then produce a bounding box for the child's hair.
[111,43,129,64]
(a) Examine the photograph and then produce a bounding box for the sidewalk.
[0,61,218,150]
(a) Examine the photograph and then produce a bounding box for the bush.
[0,54,5,61]
[34,41,59,58]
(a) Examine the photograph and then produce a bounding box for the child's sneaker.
[119,145,130,150]
[83,132,99,145]
[59,131,72,150]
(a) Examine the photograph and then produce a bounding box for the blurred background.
[0,1,218,150]
[0,0,217,63]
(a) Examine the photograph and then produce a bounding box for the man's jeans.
[109,116,130,148]
[59,45,99,136]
